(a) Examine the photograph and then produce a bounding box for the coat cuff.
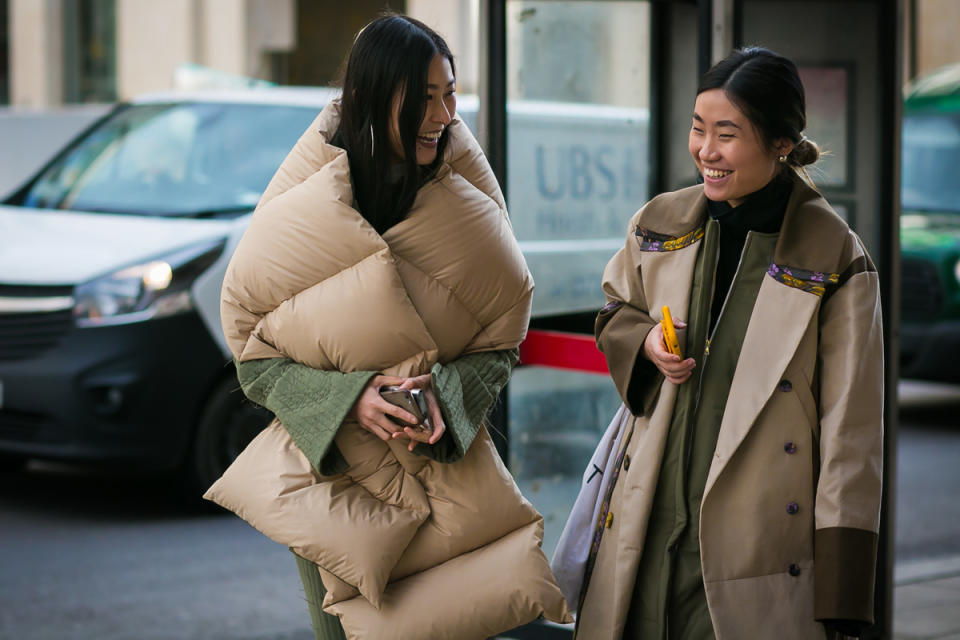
[595,303,661,416]
[814,526,878,624]
[628,338,662,416]
[423,349,518,462]
[235,358,377,476]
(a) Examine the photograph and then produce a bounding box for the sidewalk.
[894,556,960,639]
[893,382,960,639]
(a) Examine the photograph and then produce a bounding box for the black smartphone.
[379,386,432,432]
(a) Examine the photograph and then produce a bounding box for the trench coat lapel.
[704,275,819,496]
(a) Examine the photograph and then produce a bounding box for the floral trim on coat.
[635,225,705,252]
[767,263,841,297]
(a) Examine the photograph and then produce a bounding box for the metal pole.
[649,0,668,196]
[479,0,510,464]
[711,0,735,64]
[697,0,712,77]
[478,0,508,199]
[865,0,903,637]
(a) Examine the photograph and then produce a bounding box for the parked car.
[0,86,649,495]
[0,88,336,493]
[899,63,960,381]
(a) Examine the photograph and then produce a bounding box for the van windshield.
[902,113,960,213]
[13,102,320,217]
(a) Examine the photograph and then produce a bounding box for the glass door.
[504,0,653,559]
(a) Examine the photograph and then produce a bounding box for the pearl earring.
[778,155,787,163]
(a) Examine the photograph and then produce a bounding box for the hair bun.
[789,138,820,167]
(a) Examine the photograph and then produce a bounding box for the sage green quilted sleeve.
[235,358,376,476]
[235,348,519,472]
[420,348,519,463]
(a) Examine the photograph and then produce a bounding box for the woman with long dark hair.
[331,14,454,236]
[205,14,570,640]
[556,47,883,639]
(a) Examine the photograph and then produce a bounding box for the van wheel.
[186,376,272,500]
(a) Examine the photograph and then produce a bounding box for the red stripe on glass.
[519,329,610,375]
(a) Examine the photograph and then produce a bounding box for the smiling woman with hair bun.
[556,46,883,640]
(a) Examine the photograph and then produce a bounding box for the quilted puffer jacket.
[204,101,572,639]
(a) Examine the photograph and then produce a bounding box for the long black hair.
[331,14,455,234]
[699,47,820,170]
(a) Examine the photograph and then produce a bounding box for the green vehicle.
[900,63,960,381]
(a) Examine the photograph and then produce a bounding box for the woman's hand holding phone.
[349,374,446,451]
[643,318,696,385]
[350,375,421,442]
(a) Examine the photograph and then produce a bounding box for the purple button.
[778,379,793,392]
[786,502,799,515]
[784,442,797,454]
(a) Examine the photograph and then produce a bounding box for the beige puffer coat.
[204,102,571,639]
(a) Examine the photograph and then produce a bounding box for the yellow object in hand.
[660,305,683,358]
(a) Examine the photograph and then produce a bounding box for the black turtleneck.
[704,171,793,331]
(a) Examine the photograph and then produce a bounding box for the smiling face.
[389,54,456,166]
[689,89,793,206]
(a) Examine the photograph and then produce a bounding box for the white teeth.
[419,131,442,140]
[704,168,732,178]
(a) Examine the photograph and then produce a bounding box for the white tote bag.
[550,403,631,611]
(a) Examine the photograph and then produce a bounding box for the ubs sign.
[460,100,649,316]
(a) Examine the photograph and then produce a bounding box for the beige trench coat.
[576,177,884,639]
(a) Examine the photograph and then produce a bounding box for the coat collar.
[635,183,708,239]
[634,173,857,315]
[636,173,850,277]
[773,173,852,276]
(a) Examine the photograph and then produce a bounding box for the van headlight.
[73,238,226,327]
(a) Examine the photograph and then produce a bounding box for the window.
[18,102,321,216]
[63,0,116,103]
[902,113,960,212]
[505,0,652,558]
